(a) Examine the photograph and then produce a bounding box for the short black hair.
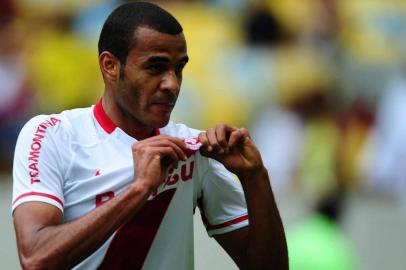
[98,1,183,64]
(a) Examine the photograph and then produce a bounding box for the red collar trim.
[93,99,160,136]
[93,99,117,134]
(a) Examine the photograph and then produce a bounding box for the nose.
[161,70,180,93]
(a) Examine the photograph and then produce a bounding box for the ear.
[99,51,121,82]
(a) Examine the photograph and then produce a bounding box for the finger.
[215,124,227,150]
[140,138,187,160]
[147,135,188,151]
[206,128,222,153]
[215,124,235,153]
[198,131,212,152]
[160,140,187,160]
[165,136,188,150]
[228,128,250,148]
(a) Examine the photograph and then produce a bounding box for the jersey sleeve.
[12,115,66,213]
[198,157,249,237]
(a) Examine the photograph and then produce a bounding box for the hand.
[131,135,188,191]
[198,124,264,178]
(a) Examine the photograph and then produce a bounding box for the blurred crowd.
[2,0,406,269]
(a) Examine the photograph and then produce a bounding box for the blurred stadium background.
[1,0,406,269]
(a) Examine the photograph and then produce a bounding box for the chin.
[149,115,171,128]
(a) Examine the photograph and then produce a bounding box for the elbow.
[20,253,61,270]
[20,255,44,270]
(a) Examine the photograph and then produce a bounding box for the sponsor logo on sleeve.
[28,117,61,184]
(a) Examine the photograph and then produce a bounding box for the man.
[12,2,288,269]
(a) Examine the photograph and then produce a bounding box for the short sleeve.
[12,115,66,213]
[198,158,249,237]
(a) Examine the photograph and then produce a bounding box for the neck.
[101,93,155,140]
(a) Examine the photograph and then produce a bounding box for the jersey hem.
[206,214,249,230]
[204,214,249,237]
[12,192,64,213]
[207,219,249,237]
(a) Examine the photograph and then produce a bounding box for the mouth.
[150,101,175,112]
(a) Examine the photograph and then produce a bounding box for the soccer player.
[12,2,288,269]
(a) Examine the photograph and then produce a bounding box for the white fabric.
[12,104,248,270]
[366,76,406,196]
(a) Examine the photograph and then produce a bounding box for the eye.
[175,63,186,74]
[148,64,166,75]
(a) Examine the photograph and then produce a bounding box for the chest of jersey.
[63,138,197,222]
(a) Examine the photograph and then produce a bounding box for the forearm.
[18,182,151,269]
[238,168,288,270]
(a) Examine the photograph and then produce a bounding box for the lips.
[152,101,175,106]
[150,101,175,111]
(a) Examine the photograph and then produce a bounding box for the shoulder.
[160,121,202,138]
[18,114,65,144]
[17,106,94,146]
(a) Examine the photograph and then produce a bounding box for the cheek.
[115,81,137,109]
[128,82,147,105]
[124,81,153,113]
[118,74,160,110]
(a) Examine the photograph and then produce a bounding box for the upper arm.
[214,226,249,269]
[11,116,66,258]
[13,202,63,259]
[197,158,250,267]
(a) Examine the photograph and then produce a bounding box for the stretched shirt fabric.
[12,100,249,270]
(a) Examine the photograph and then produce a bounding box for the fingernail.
[218,149,224,154]
[208,146,213,152]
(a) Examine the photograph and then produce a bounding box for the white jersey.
[12,101,249,270]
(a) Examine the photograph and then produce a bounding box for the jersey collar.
[93,99,160,136]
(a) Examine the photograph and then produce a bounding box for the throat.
[119,120,158,140]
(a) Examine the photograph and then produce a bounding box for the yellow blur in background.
[2,1,406,269]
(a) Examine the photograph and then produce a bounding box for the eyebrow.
[146,55,189,64]
[180,56,189,64]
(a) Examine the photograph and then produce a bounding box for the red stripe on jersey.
[205,215,249,231]
[93,100,116,134]
[197,198,248,231]
[12,192,64,208]
[99,189,176,269]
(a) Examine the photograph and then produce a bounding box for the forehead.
[128,26,187,60]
